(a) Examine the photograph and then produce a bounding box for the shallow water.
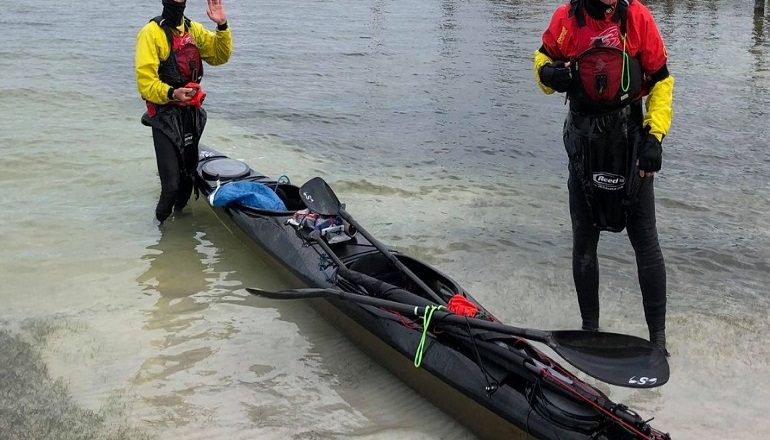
[1,0,768,439]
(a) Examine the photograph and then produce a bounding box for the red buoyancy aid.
[153,16,204,89]
[567,1,643,114]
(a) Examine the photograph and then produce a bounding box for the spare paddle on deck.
[246,286,670,389]
[299,177,444,304]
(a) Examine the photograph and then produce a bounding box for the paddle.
[246,286,670,389]
[299,177,444,304]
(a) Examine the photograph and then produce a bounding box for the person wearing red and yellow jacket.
[135,0,232,225]
[533,0,673,355]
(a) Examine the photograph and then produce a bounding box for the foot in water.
[154,211,170,227]
[650,331,670,357]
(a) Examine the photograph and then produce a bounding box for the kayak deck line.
[194,144,672,440]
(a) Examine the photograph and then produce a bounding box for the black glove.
[539,61,572,93]
[638,133,663,173]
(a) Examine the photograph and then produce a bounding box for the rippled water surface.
[1,1,768,439]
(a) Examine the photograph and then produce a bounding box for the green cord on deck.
[414,305,445,368]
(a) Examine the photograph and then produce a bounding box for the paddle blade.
[299,177,341,216]
[549,331,670,388]
[246,287,339,300]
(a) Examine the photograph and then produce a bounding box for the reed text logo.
[593,172,625,190]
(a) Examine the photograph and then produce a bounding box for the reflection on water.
[131,212,228,428]
[134,213,216,388]
[137,214,210,338]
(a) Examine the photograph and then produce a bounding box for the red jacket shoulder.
[541,3,575,60]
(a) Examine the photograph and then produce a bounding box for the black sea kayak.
[194,145,672,440]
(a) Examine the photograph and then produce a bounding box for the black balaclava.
[584,0,616,20]
[161,0,186,26]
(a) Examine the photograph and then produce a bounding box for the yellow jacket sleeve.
[643,75,674,142]
[533,50,556,95]
[135,21,171,105]
[188,21,232,66]
[135,20,233,105]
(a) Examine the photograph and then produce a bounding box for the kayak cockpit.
[346,252,463,305]
[197,151,307,215]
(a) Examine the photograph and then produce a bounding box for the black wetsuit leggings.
[568,173,667,337]
[152,127,194,223]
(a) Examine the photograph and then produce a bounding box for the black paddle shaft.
[300,177,445,304]
[247,286,670,388]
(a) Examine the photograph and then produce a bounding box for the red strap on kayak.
[447,294,479,317]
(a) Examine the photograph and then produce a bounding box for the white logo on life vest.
[590,27,622,49]
[593,172,625,190]
[628,376,657,386]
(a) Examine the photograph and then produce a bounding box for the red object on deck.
[447,294,480,317]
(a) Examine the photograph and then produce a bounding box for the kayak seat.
[274,184,306,211]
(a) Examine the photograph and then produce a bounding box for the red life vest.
[567,1,643,114]
[153,16,204,88]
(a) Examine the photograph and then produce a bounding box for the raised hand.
[206,0,227,25]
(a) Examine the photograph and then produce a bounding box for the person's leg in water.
[626,177,668,355]
[568,174,602,331]
[174,173,194,214]
[173,109,199,214]
[152,127,181,225]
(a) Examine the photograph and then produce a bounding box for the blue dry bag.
[208,181,287,211]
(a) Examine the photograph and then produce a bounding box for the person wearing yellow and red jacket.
[136,0,232,225]
[534,0,673,355]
